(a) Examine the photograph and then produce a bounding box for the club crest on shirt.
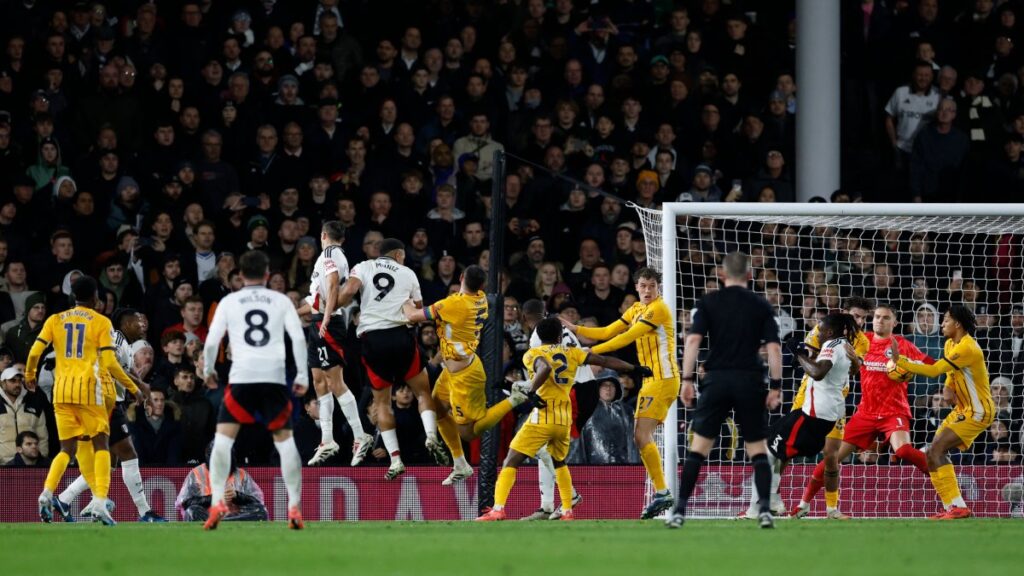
[884,348,894,359]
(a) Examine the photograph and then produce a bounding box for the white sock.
[274,437,303,508]
[318,395,335,444]
[454,454,469,469]
[336,390,365,437]
[121,458,151,515]
[381,429,402,464]
[420,409,438,438]
[493,504,505,511]
[209,433,235,506]
[951,496,967,508]
[59,475,90,505]
[536,446,555,512]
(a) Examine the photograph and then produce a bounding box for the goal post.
[634,202,1024,518]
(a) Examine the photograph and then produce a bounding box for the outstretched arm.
[892,338,953,378]
[589,319,655,354]
[571,317,630,341]
[404,299,430,323]
[586,352,651,378]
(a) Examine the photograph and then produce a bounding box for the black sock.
[674,452,707,515]
[751,453,771,514]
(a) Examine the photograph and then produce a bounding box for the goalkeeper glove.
[527,392,547,408]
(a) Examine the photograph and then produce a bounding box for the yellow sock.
[44,451,71,493]
[555,466,574,511]
[825,490,839,509]
[639,443,667,492]
[494,467,517,509]
[94,450,112,500]
[929,464,961,507]
[472,399,514,436]
[76,441,96,491]
[437,416,464,459]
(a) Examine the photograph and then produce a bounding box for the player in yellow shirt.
[563,267,678,519]
[26,276,141,526]
[403,265,528,485]
[893,305,994,520]
[477,317,651,521]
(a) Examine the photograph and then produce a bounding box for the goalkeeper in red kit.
[792,303,935,518]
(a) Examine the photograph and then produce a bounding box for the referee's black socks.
[751,453,771,514]
[675,452,707,515]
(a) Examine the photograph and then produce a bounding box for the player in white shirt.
[338,238,447,480]
[53,308,165,523]
[745,313,860,520]
[201,251,309,531]
[305,221,374,467]
[517,299,586,520]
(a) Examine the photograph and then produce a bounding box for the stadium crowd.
[0,0,1021,471]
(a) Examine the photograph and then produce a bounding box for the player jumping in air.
[476,317,651,521]
[305,221,374,467]
[893,305,994,519]
[403,265,528,486]
[563,267,679,519]
[792,303,933,519]
[341,238,449,479]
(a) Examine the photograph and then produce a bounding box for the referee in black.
[667,251,783,529]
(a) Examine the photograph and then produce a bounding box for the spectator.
[161,295,209,342]
[128,339,153,380]
[908,303,944,398]
[4,430,49,468]
[128,388,183,465]
[3,292,46,363]
[578,264,625,326]
[168,367,215,465]
[0,366,49,464]
[176,441,268,522]
[579,378,637,464]
[908,98,969,202]
[884,61,940,171]
[152,331,191,392]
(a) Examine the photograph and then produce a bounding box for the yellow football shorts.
[936,409,993,450]
[433,355,487,425]
[635,377,680,421]
[510,421,571,461]
[54,403,111,440]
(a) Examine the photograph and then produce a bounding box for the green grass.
[4,520,1023,576]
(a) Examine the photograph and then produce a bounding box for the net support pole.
[796,0,840,202]
[661,207,679,497]
[478,149,506,512]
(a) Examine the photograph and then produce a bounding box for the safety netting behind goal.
[634,205,1024,518]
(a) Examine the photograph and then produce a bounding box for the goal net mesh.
[634,205,1024,519]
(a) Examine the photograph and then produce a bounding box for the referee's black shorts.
[690,370,769,442]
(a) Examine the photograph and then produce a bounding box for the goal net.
[633,203,1024,519]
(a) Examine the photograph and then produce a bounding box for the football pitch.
[4,520,1023,576]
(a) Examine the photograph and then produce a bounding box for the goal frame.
[643,202,1024,501]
